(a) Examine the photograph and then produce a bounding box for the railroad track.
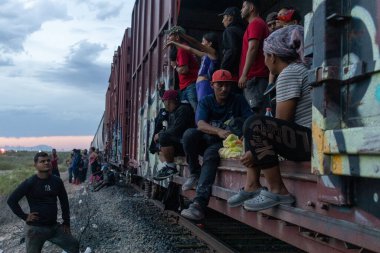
[132,182,303,253]
[164,208,304,253]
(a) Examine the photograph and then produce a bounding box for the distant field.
[0,151,70,195]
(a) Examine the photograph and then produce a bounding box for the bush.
[0,151,70,195]
[0,168,35,195]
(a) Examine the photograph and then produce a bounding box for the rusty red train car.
[97,0,380,252]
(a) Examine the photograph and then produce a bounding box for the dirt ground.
[0,173,206,253]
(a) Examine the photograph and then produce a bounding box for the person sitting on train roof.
[166,32,220,102]
[180,70,252,220]
[218,6,245,93]
[227,25,312,211]
[153,90,195,181]
[238,0,270,114]
[164,26,199,111]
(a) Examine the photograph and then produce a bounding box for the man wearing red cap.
[180,70,252,220]
[153,90,195,180]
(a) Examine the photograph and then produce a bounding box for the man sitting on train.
[153,90,195,180]
[180,70,252,220]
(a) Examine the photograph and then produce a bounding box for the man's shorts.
[243,77,268,110]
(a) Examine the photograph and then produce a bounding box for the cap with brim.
[266,12,278,22]
[164,26,186,36]
[211,70,235,83]
[218,7,240,17]
[162,90,179,101]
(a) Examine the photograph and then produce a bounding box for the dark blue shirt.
[196,93,252,127]
[198,55,220,80]
[7,175,70,226]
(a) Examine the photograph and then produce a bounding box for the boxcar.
[100,0,380,252]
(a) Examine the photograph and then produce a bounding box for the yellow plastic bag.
[219,134,243,159]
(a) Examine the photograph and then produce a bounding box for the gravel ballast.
[0,181,209,253]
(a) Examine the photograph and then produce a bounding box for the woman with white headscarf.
[227,25,312,211]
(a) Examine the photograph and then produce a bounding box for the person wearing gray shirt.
[227,25,312,211]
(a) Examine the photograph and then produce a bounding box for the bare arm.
[275,99,297,121]
[238,39,259,88]
[197,120,231,139]
[167,41,205,58]
[180,33,218,59]
[176,65,189,74]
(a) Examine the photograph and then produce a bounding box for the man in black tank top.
[7,152,79,253]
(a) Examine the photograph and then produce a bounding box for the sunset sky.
[0,0,134,150]
[0,136,93,151]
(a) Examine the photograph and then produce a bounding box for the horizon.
[0,136,93,151]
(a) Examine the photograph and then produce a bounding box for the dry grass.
[0,151,70,195]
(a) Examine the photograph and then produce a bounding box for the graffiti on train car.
[310,0,380,179]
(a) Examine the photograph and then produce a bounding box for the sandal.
[243,190,295,211]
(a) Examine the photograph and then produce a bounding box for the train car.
[101,0,380,252]
[104,29,132,168]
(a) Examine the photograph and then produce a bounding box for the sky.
[0,0,134,150]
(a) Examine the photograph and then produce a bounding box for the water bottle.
[265,107,273,117]
[162,120,168,130]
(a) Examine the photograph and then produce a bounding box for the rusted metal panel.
[311,0,380,178]
[119,29,132,166]
[129,0,176,161]
[181,190,378,253]
[180,184,380,252]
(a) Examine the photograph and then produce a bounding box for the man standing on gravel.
[7,151,79,253]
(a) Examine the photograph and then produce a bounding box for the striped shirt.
[276,63,312,128]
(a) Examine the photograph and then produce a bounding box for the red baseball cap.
[211,70,235,83]
[162,90,179,101]
[277,9,295,22]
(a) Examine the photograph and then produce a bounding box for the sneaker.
[243,189,295,211]
[153,165,178,181]
[182,175,199,191]
[181,202,205,220]
[227,187,267,207]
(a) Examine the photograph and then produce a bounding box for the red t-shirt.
[177,47,199,90]
[51,154,58,168]
[239,17,269,79]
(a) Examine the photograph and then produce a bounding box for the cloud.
[93,2,124,20]
[0,56,13,66]
[0,0,69,53]
[0,0,133,139]
[77,0,125,20]
[36,40,109,90]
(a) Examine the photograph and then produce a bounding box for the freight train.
[91,0,380,252]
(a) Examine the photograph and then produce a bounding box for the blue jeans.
[68,166,73,183]
[180,83,197,111]
[182,128,223,209]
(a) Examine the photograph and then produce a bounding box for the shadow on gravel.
[70,184,209,253]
